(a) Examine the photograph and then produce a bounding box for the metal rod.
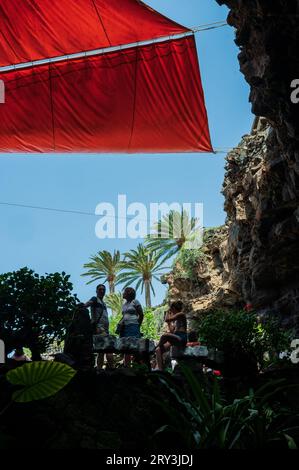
[0,31,193,73]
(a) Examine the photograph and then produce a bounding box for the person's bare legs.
[156,346,164,370]
[124,354,132,366]
[96,353,104,370]
[106,353,114,369]
[156,334,184,371]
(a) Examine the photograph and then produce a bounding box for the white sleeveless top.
[122,300,141,326]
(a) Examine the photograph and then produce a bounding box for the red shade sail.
[0,0,188,66]
[0,37,212,153]
[0,1,212,153]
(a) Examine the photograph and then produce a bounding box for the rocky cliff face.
[167,0,299,331]
[165,227,243,327]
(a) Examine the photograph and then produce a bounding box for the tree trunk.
[144,281,151,308]
[109,282,115,294]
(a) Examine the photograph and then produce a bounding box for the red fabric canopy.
[0,0,188,66]
[0,0,212,153]
[0,37,212,153]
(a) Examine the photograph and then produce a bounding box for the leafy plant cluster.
[1,361,298,449]
[0,268,78,358]
[197,309,293,369]
[173,247,206,281]
[152,365,299,449]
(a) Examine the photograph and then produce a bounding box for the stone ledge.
[93,335,156,353]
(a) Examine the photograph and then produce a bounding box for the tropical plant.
[109,312,122,336]
[119,244,166,307]
[145,210,201,262]
[105,292,123,331]
[141,308,160,341]
[0,268,78,360]
[0,361,76,418]
[105,292,124,317]
[198,309,292,376]
[6,361,76,403]
[152,365,299,449]
[82,250,122,293]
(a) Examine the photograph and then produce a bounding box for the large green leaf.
[6,361,76,403]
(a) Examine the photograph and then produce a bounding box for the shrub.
[198,309,292,372]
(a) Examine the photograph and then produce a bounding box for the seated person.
[156,301,187,371]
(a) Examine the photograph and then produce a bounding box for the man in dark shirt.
[84,284,113,370]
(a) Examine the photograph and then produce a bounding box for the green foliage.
[82,250,122,291]
[105,292,124,319]
[141,308,160,341]
[0,267,78,358]
[151,305,168,335]
[107,303,160,340]
[198,310,292,368]
[152,365,299,449]
[145,210,200,262]
[109,312,122,335]
[174,247,205,280]
[6,361,76,403]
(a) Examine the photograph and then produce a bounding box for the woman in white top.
[120,287,144,338]
[120,287,144,367]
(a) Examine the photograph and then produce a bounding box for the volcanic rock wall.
[218,0,299,328]
[167,0,299,330]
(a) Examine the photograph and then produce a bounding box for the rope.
[0,201,201,223]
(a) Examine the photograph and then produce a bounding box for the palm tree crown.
[119,244,166,307]
[145,210,200,262]
[82,250,122,293]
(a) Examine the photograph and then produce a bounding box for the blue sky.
[0,0,252,306]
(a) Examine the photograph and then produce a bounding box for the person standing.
[84,284,113,370]
[119,287,144,366]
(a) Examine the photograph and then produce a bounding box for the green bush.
[0,267,78,359]
[198,309,292,370]
[141,308,160,341]
[109,307,160,341]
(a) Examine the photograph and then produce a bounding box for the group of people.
[83,284,189,371]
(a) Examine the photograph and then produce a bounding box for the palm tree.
[145,210,200,262]
[105,292,124,334]
[105,292,124,317]
[119,244,166,308]
[82,250,122,293]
